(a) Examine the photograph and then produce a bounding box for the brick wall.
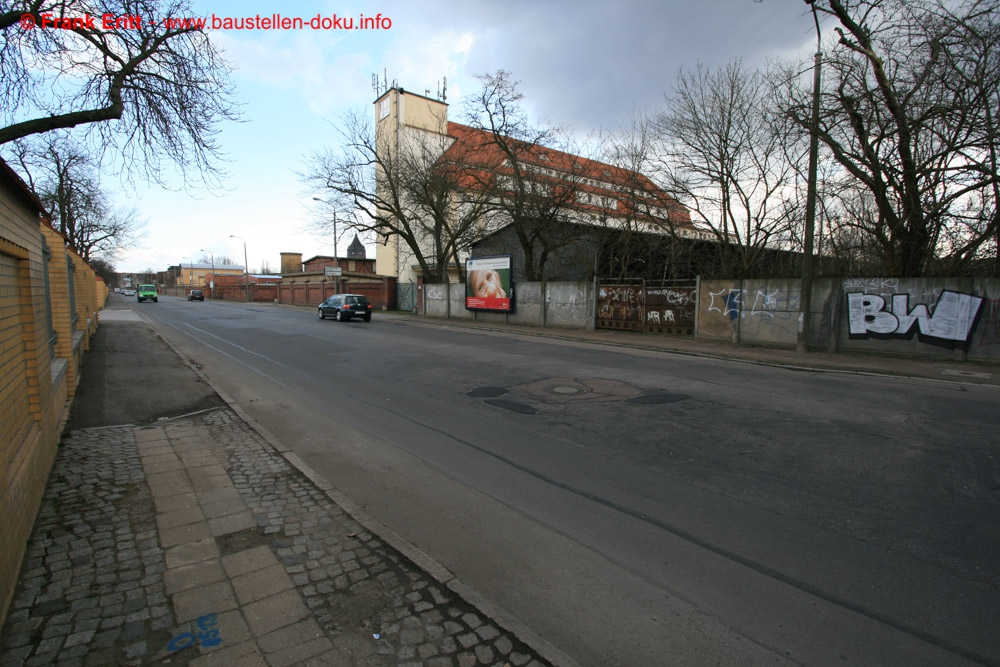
[0,161,103,627]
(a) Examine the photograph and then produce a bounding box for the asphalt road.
[114,293,1000,666]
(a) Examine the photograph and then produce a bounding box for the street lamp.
[230,235,250,302]
[312,197,338,261]
[199,249,215,299]
[797,0,822,353]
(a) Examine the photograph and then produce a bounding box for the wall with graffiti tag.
[698,278,813,347]
[838,277,999,359]
[699,276,1000,360]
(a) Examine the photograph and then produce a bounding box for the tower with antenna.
[371,73,452,282]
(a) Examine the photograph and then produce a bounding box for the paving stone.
[187,641,266,667]
[232,564,293,604]
[243,589,309,637]
[0,409,550,667]
[159,522,212,548]
[201,497,248,519]
[164,559,226,595]
[154,492,199,514]
[165,537,220,569]
[257,618,327,654]
[208,511,257,537]
[156,507,207,531]
[172,581,238,623]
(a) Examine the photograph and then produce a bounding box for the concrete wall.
[422,280,595,330]
[421,274,1000,362]
[837,277,1000,360]
[699,279,806,346]
[698,276,1000,360]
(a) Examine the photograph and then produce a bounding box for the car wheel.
[153,298,158,302]
[336,310,345,322]
[319,309,325,319]
[363,315,371,322]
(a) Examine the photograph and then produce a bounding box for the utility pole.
[798,0,822,353]
[200,249,215,298]
[230,235,250,302]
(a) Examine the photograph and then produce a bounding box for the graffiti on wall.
[846,291,984,342]
[645,287,696,329]
[597,286,643,323]
[708,287,799,320]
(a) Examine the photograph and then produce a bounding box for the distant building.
[161,264,246,288]
[345,233,367,260]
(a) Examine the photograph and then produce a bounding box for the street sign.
[324,266,342,277]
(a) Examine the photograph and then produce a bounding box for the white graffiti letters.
[847,291,983,342]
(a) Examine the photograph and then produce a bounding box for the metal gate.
[597,279,697,336]
[397,282,417,312]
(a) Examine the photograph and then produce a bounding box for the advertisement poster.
[465,255,514,312]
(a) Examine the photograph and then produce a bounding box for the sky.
[111,0,824,274]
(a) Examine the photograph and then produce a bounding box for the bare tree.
[0,0,239,185]
[654,60,803,279]
[783,0,1000,276]
[12,136,144,261]
[305,108,489,283]
[600,113,703,281]
[462,70,591,281]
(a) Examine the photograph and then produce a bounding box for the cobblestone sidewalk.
[0,407,551,667]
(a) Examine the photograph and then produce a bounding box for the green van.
[137,284,158,303]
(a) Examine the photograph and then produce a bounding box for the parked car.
[137,284,158,302]
[187,289,204,301]
[318,294,372,322]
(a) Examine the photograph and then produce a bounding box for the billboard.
[465,255,514,312]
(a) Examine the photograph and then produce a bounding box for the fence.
[597,279,697,335]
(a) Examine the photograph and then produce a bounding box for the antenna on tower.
[441,76,447,102]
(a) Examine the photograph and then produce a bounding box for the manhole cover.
[546,385,589,396]
[510,377,643,404]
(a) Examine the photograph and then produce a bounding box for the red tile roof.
[438,122,692,228]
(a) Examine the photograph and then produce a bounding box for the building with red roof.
[373,86,707,284]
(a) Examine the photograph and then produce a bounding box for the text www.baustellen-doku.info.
[19,12,392,31]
